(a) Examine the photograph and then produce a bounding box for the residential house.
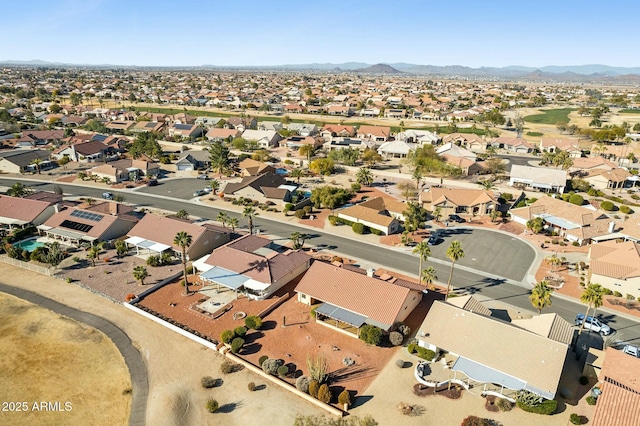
[357,125,391,142]
[281,135,324,150]
[226,117,257,131]
[492,136,533,154]
[509,196,614,245]
[195,117,225,128]
[436,142,478,161]
[442,133,486,151]
[205,128,240,143]
[39,201,139,245]
[0,193,60,229]
[241,129,282,148]
[89,158,160,182]
[16,130,65,148]
[320,124,356,140]
[384,109,406,119]
[105,121,135,133]
[584,168,631,190]
[284,104,305,114]
[540,137,583,158]
[125,214,231,260]
[195,234,311,300]
[509,165,567,193]
[592,348,640,426]
[237,158,276,177]
[337,197,407,235]
[168,123,204,142]
[287,123,317,136]
[419,188,498,219]
[0,149,51,174]
[130,121,165,133]
[568,157,618,178]
[377,140,413,158]
[257,121,283,132]
[440,154,484,176]
[325,137,375,151]
[222,173,296,206]
[398,129,439,145]
[327,105,353,116]
[415,297,571,401]
[588,240,640,298]
[295,261,423,335]
[53,140,108,162]
[360,107,381,118]
[175,151,210,171]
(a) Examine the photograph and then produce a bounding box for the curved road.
[0,284,148,426]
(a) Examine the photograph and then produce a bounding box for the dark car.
[196,174,210,180]
[147,179,158,186]
[448,214,466,223]
[427,233,443,245]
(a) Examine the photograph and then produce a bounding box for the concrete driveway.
[134,178,211,200]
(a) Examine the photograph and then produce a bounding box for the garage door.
[177,164,194,171]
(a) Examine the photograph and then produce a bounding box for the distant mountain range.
[3,59,640,80]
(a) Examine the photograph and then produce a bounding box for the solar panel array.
[173,124,193,130]
[145,122,157,129]
[70,210,104,222]
[60,220,94,233]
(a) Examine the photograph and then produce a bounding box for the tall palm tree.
[290,168,305,184]
[243,206,257,235]
[217,211,228,227]
[412,241,431,286]
[299,145,315,166]
[579,283,605,335]
[7,182,30,198]
[30,158,43,174]
[421,267,437,290]
[477,179,497,191]
[355,167,373,186]
[529,280,553,315]
[228,217,239,233]
[133,265,149,285]
[412,167,422,189]
[546,254,562,272]
[445,241,465,300]
[173,232,193,295]
[209,179,220,195]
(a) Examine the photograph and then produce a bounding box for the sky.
[2,0,639,68]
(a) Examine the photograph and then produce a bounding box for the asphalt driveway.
[134,178,211,200]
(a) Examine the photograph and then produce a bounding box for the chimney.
[608,221,615,233]
[366,268,375,278]
[109,202,118,216]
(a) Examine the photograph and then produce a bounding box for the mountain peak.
[354,63,402,74]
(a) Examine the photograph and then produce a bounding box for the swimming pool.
[275,168,290,176]
[13,239,46,251]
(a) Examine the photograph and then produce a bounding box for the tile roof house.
[416,298,571,401]
[509,196,614,245]
[419,188,498,219]
[0,193,59,228]
[584,168,631,190]
[592,347,640,426]
[492,136,533,154]
[39,201,139,245]
[240,129,282,148]
[237,158,276,177]
[16,130,65,147]
[377,140,413,158]
[222,173,296,206]
[440,153,484,176]
[295,261,423,333]
[195,234,311,299]
[588,240,640,298]
[320,124,356,140]
[168,123,204,142]
[89,158,160,183]
[436,142,478,161]
[175,151,211,172]
[0,149,52,174]
[205,128,240,142]
[53,140,108,162]
[356,125,391,142]
[540,137,583,158]
[281,135,324,150]
[126,214,231,260]
[337,197,407,235]
[509,165,567,193]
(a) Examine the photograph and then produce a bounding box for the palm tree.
[133,265,149,285]
[421,267,437,290]
[290,168,305,184]
[173,232,193,295]
[299,145,315,166]
[30,158,43,174]
[412,167,423,189]
[477,179,497,191]
[243,206,257,235]
[217,212,228,227]
[579,283,605,335]
[115,240,128,258]
[356,167,374,186]
[290,232,307,250]
[412,241,431,286]
[209,179,220,195]
[529,280,553,314]
[7,182,30,198]
[433,207,442,223]
[228,217,239,233]
[546,254,562,272]
[445,241,465,300]
[86,246,100,267]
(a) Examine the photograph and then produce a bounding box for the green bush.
[569,194,584,205]
[245,315,262,330]
[516,399,558,415]
[186,265,193,274]
[338,389,352,407]
[247,382,256,391]
[359,324,383,346]
[601,201,615,211]
[328,215,340,226]
[201,376,218,389]
[570,413,582,425]
[308,379,320,398]
[415,347,436,361]
[573,242,580,246]
[234,326,247,337]
[370,228,383,236]
[620,205,632,214]
[258,355,269,368]
[614,291,623,297]
[220,329,235,344]
[294,209,306,219]
[407,343,417,354]
[351,183,361,192]
[496,397,513,412]
[586,395,597,405]
[146,254,161,266]
[352,222,365,234]
[602,288,613,295]
[317,384,332,403]
[261,358,283,375]
[277,365,289,378]
[231,337,244,353]
[206,398,219,413]
[311,306,318,319]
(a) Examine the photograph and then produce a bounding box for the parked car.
[196,174,210,180]
[427,234,443,245]
[623,344,640,358]
[102,192,113,200]
[575,314,612,335]
[203,186,212,193]
[147,179,158,186]
[193,189,206,197]
[448,214,466,223]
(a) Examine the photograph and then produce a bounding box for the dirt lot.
[0,292,131,426]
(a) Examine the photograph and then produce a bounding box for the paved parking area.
[134,178,211,200]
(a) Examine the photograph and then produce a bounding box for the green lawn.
[526,131,544,137]
[523,108,576,125]
[620,109,640,114]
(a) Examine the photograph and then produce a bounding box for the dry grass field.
[0,293,131,426]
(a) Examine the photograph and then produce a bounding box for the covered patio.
[314,302,367,337]
[199,266,248,300]
[37,225,97,246]
[124,236,171,256]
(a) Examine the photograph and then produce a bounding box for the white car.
[193,189,206,197]
[623,345,640,358]
[575,314,612,336]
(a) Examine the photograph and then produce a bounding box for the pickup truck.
[575,314,612,336]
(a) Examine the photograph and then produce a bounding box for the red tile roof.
[0,195,52,223]
[592,348,640,426]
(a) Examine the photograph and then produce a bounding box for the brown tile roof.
[127,214,215,253]
[357,125,391,138]
[358,196,407,215]
[295,261,419,329]
[422,187,497,207]
[322,124,356,136]
[589,240,640,279]
[205,128,240,139]
[0,195,52,223]
[511,313,574,345]
[592,348,640,426]
[43,204,121,239]
[223,173,287,195]
[447,295,492,317]
[24,191,62,204]
[338,204,396,227]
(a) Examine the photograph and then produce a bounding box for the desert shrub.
[277,365,289,378]
[496,397,514,412]
[461,415,492,426]
[186,265,193,274]
[146,254,161,266]
[586,396,597,405]
[317,384,331,403]
[220,329,235,344]
[516,397,557,415]
[245,315,262,330]
[389,331,404,346]
[201,376,218,389]
[206,399,219,413]
[407,343,417,354]
[602,287,613,295]
[570,413,583,425]
[601,201,615,211]
[294,209,306,219]
[304,205,312,214]
[351,183,361,192]
[234,326,247,337]
[415,347,436,361]
[395,359,405,368]
[247,382,256,392]
[359,324,383,346]
[262,358,283,375]
[220,360,237,375]
[296,376,311,393]
[614,291,623,297]
[258,355,269,368]
[569,194,584,205]
[370,228,383,236]
[310,306,319,318]
[338,389,352,407]
[579,376,589,385]
[573,242,580,246]
[620,205,632,214]
[352,222,365,234]
[397,324,411,336]
[328,215,340,226]
[308,379,320,398]
[231,337,244,353]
